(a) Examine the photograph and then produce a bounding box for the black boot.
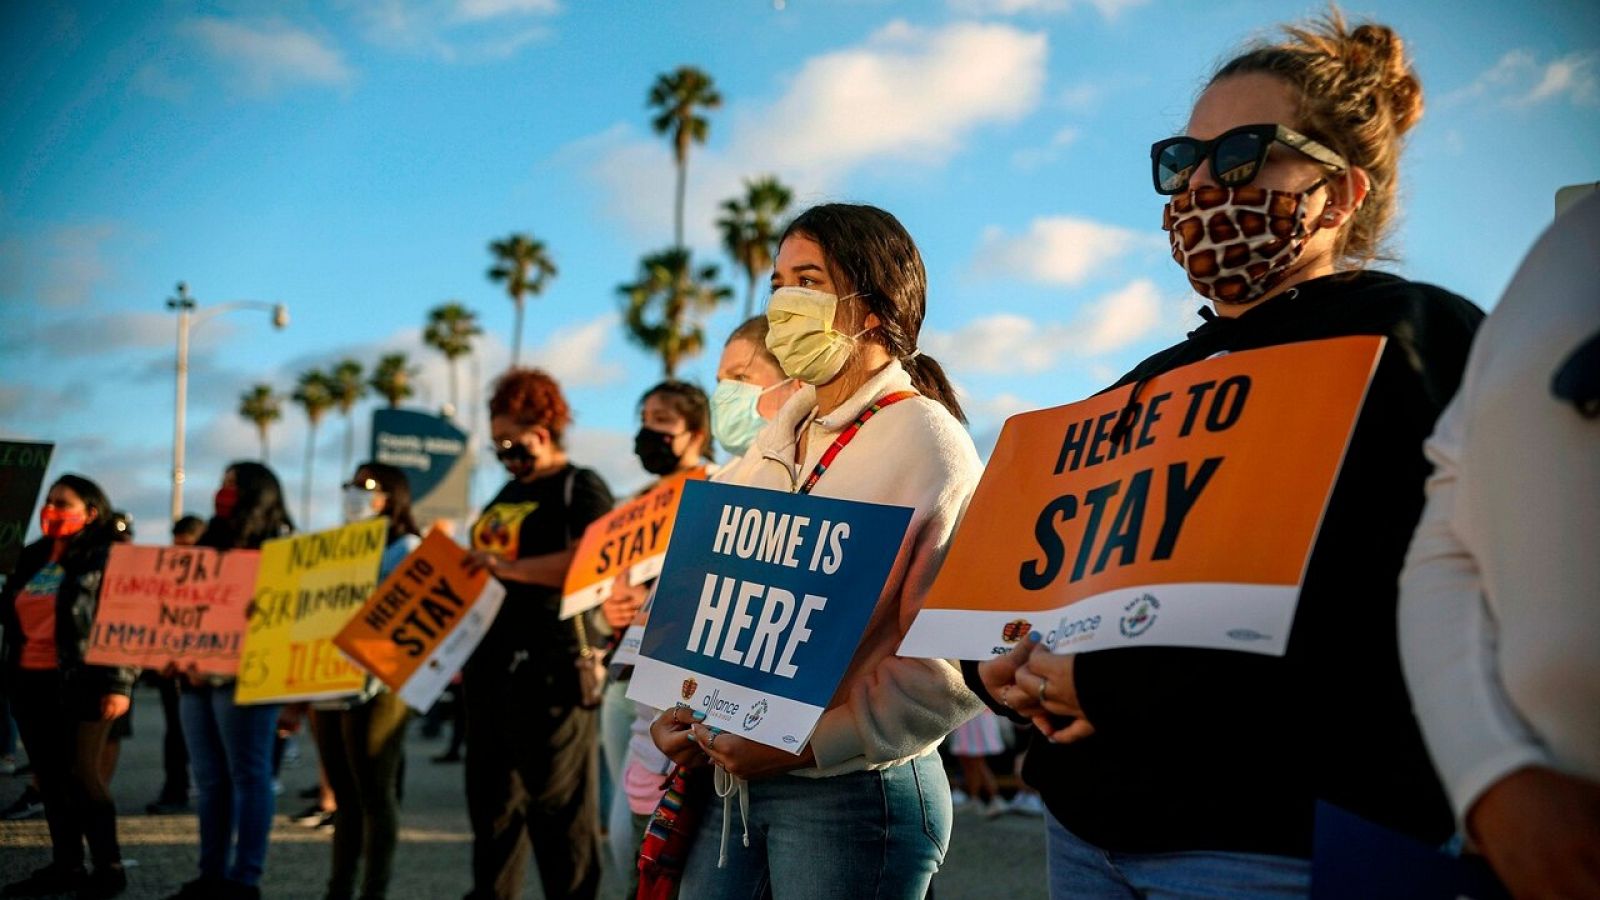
[163,876,225,900]
[77,863,127,899]
[222,881,261,900]
[4,864,87,897]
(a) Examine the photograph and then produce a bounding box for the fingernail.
[1028,631,1042,643]
[691,711,706,721]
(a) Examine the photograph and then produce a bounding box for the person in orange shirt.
[0,474,135,899]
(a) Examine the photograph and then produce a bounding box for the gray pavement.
[1,685,1047,899]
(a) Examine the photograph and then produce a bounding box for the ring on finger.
[707,730,719,749]
[1038,677,1050,705]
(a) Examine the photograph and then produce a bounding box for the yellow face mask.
[764,286,866,385]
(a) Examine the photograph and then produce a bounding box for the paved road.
[1,685,1048,899]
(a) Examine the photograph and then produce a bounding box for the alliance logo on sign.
[742,699,769,732]
[1119,594,1160,639]
[680,678,698,701]
[1000,619,1032,644]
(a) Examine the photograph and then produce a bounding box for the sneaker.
[980,796,1010,819]
[1,786,44,821]
[292,803,332,827]
[3,863,86,897]
[312,810,336,832]
[1009,792,1046,817]
[162,877,222,900]
[949,789,971,809]
[77,863,127,899]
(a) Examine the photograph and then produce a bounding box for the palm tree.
[328,359,366,476]
[369,352,418,408]
[619,247,733,377]
[717,175,794,317]
[237,383,282,463]
[291,369,336,526]
[487,233,558,367]
[422,302,481,420]
[648,66,722,248]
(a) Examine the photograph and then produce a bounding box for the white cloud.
[0,222,119,307]
[948,0,1147,19]
[453,0,559,21]
[0,310,207,359]
[343,0,555,62]
[922,278,1167,375]
[1010,126,1079,171]
[1444,49,1599,108]
[575,21,1048,247]
[181,17,353,96]
[747,21,1047,178]
[972,215,1157,287]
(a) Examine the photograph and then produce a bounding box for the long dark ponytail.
[779,204,966,424]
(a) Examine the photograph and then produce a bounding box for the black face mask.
[634,427,682,476]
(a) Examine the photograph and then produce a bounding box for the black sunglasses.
[1151,123,1348,195]
[493,439,532,463]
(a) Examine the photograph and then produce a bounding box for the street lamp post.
[167,282,289,524]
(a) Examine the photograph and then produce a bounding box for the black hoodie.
[964,269,1483,858]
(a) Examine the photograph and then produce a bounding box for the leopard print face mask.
[1162,182,1325,305]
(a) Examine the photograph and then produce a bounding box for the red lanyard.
[797,391,917,495]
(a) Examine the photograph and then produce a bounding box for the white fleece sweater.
[1398,192,1600,822]
[712,360,984,777]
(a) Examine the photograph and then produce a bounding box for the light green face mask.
[764,286,866,385]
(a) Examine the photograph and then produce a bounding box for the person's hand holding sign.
[651,705,710,770]
[100,694,131,722]
[691,723,816,780]
[601,577,648,631]
[981,633,1096,744]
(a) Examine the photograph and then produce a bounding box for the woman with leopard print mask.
[968,9,1486,898]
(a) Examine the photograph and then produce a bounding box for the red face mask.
[214,486,239,520]
[40,507,88,539]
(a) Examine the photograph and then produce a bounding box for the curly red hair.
[489,368,572,446]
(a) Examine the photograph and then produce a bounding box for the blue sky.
[2,0,1596,536]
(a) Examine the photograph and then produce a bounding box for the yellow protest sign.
[234,519,388,705]
[901,336,1384,661]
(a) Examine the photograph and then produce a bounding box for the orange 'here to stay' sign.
[900,336,1385,661]
[560,467,707,619]
[333,526,505,711]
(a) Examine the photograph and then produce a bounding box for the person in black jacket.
[461,368,615,900]
[0,474,135,899]
[968,11,1484,898]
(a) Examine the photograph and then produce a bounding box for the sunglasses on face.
[1151,123,1349,195]
[342,477,381,492]
[493,439,533,464]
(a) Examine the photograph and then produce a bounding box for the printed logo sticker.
[1119,594,1160,639]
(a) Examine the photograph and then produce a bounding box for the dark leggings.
[313,693,411,900]
[10,668,121,870]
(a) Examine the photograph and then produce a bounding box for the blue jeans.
[180,684,280,887]
[680,752,950,900]
[1047,813,1311,899]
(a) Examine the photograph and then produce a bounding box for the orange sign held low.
[560,467,707,619]
[333,526,505,711]
[900,336,1385,661]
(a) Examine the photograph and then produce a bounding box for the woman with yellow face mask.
[649,203,982,900]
